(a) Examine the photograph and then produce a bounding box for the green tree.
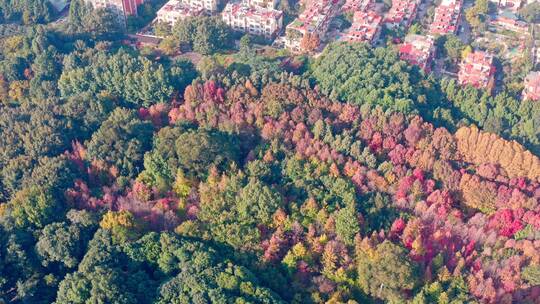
[519,2,540,23]
[0,0,55,24]
[86,108,154,178]
[310,42,428,113]
[7,186,63,229]
[239,34,252,54]
[522,265,540,285]
[443,34,465,63]
[173,16,233,55]
[334,206,360,246]
[174,128,240,179]
[36,210,98,269]
[412,275,473,304]
[237,178,282,226]
[465,0,489,34]
[36,222,84,268]
[56,267,139,304]
[358,240,420,302]
[66,0,123,38]
[153,233,283,303]
[55,229,156,303]
[59,49,192,107]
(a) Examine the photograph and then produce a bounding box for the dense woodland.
[0,1,539,304]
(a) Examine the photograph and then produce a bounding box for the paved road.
[417,2,430,23]
[458,1,473,43]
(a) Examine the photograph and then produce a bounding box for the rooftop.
[157,0,204,17]
[458,51,496,90]
[342,10,382,43]
[223,1,283,19]
[342,0,374,12]
[399,34,435,71]
[429,0,462,35]
[286,0,340,33]
[384,0,420,27]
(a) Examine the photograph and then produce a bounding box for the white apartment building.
[154,0,223,28]
[188,0,221,13]
[247,0,280,9]
[85,0,142,18]
[156,0,204,27]
[222,1,283,38]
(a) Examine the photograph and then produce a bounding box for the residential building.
[342,10,382,45]
[342,0,373,12]
[156,0,204,27]
[299,0,315,7]
[491,0,523,11]
[523,71,540,101]
[155,0,223,28]
[222,1,283,38]
[533,45,540,65]
[85,0,143,18]
[384,0,420,30]
[491,11,529,34]
[186,0,222,13]
[247,0,280,9]
[458,51,496,91]
[429,0,462,35]
[399,34,435,72]
[284,0,341,52]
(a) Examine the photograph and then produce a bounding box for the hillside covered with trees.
[0,2,539,304]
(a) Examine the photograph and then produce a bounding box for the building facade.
[222,1,283,38]
[284,0,341,52]
[156,0,204,27]
[186,0,221,13]
[384,0,420,30]
[247,0,280,9]
[155,0,222,28]
[492,0,523,11]
[86,0,143,18]
[491,11,529,34]
[523,71,540,101]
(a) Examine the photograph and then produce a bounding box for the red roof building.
[496,0,524,11]
[399,34,435,72]
[342,0,374,12]
[491,11,528,34]
[342,10,382,45]
[523,71,540,101]
[429,0,462,35]
[284,0,341,52]
[458,51,496,92]
[384,0,420,30]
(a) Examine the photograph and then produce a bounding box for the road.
[458,1,473,43]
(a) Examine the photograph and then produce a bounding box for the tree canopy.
[0,12,539,304]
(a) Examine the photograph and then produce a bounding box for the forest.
[0,1,539,303]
